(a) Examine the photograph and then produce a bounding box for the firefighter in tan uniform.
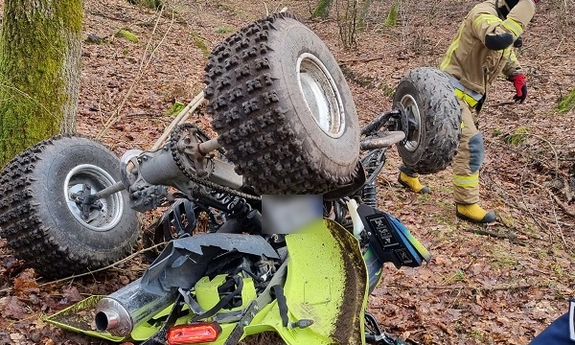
[398,0,537,223]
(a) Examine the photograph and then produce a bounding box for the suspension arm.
[88,181,126,201]
[360,110,401,136]
[360,131,405,151]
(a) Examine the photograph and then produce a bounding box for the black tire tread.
[394,67,461,175]
[204,13,356,195]
[0,136,137,278]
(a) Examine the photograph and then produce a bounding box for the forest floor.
[1,0,574,344]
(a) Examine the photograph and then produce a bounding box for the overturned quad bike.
[0,13,462,345]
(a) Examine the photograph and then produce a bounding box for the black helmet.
[497,0,538,18]
[497,0,520,18]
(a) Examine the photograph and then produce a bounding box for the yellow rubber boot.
[398,171,430,194]
[456,203,496,224]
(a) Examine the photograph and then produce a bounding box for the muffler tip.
[95,298,134,337]
[95,311,113,332]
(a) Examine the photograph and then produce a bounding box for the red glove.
[510,74,527,103]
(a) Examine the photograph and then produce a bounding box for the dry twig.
[550,193,575,217]
[484,132,571,243]
[377,282,534,294]
[0,242,168,295]
[480,167,546,241]
[525,180,569,248]
[463,227,525,246]
[151,90,206,150]
[97,6,174,139]
[339,55,386,64]
[519,168,554,240]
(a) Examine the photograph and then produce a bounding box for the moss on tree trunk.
[311,0,332,18]
[0,0,82,167]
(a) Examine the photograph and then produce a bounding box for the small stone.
[85,33,103,44]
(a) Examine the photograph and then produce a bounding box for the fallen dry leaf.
[0,296,27,319]
[61,286,82,303]
[13,268,39,296]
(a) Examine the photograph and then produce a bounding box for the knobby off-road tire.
[0,136,139,278]
[204,13,360,195]
[393,67,461,175]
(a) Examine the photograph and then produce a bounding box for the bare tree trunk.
[335,0,358,48]
[0,0,82,166]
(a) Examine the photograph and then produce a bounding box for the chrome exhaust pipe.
[95,278,178,337]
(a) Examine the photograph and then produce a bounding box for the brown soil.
[1,0,574,344]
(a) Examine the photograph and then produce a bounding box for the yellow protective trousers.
[452,99,485,205]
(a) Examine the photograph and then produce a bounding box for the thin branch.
[485,182,545,240]
[484,132,560,177]
[526,133,561,179]
[151,90,205,150]
[463,227,525,246]
[525,180,569,248]
[550,193,575,218]
[97,6,174,139]
[483,134,574,235]
[0,242,168,295]
[371,282,534,295]
[519,168,552,238]
[339,55,385,64]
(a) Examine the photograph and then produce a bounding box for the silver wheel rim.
[400,94,422,152]
[64,164,124,232]
[297,53,345,138]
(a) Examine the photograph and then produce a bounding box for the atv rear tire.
[393,67,461,175]
[204,13,360,195]
[0,136,139,278]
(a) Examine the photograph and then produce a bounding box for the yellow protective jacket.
[440,0,535,97]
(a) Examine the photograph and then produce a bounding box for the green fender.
[241,219,368,345]
[45,219,369,345]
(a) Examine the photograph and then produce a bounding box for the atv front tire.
[0,136,139,278]
[393,67,461,174]
[204,13,360,195]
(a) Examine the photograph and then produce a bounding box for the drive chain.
[169,123,261,201]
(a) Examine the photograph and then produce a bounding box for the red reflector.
[167,323,222,345]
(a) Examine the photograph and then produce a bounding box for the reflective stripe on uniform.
[473,13,502,29]
[502,17,523,36]
[447,74,483,109]
[472,13,522,37]
[453,173,479,188]
[509,50,518,63]
[440,23,466,71]
[454,89,478,108]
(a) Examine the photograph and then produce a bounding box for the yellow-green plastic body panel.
[240,219,368,345]
[45,219,369,345]
[44,295,125,342]
[45,295,185,342]
[195,275,257,311]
